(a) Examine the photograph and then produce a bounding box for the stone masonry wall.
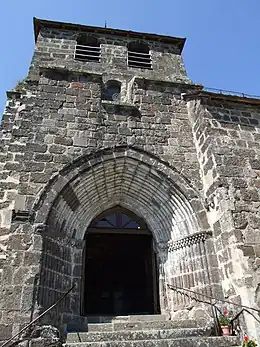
[0,27,204,336]
[187,94,260,340]
[0,21,259,341]
[29,27,191,84]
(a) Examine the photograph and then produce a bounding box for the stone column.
[155,243,170,316]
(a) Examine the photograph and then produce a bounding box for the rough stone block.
[26,143,47,153]
[54,136,73,146]
[0,324,12,340]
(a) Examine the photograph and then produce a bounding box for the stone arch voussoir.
[33,146,214,323]
[33,146,209,242]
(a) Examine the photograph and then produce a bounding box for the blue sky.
[1,0,259,113]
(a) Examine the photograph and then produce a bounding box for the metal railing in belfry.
[167,283,260,336]
[1,284,76,347]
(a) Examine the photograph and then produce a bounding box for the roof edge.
[33,17,186,52]
[183,90,260,106]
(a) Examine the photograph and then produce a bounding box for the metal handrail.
[167,283,223,335]
[167,283,260,335]
[167,284,260,313]
[1,285,76,347]
[203,87,260,100]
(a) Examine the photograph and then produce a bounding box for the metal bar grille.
[75,44,101,62]
[128,50,151,56]
[128,51,152,69]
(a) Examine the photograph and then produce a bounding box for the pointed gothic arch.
[34,146,207,237]
[33,146,215,330]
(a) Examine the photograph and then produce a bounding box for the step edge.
[66,328,211,342]
[67,327,211,335]
[68,327,211,335]
[65,336,240,344]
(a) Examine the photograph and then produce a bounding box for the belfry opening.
[82,206,160,316]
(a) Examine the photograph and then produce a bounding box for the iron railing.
[3,282,259,346]
[1,285,76,347]
[167,283,260,336]
[203,87,260,100]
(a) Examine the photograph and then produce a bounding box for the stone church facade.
[0,17,260,343]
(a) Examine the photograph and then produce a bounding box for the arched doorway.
[34,147,214,329]
[82,206,160,316]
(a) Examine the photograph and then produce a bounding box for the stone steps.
[65,315,240,347]
[67,327,211,342]
[85,319,202,332]
[87,314,169,323]
[66,336,239,347]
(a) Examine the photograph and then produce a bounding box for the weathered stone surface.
[0,16,259,346]
[68,328,210,342]
[65,337,240,346]
[64,316,239,347]
[0,324,12,340]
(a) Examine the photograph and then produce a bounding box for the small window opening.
[75,35,101,62]
[128,41,152,69]
[90,207,147,229]
[102,80,121,101]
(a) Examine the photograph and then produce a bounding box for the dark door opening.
[82,207,159,316]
